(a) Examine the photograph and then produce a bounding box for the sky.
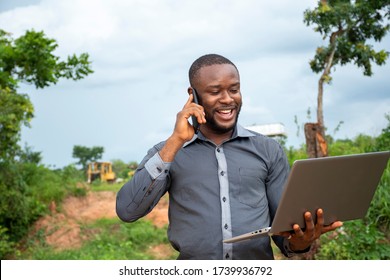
[1,0,389,169]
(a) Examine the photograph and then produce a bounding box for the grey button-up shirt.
[116,124,291,259]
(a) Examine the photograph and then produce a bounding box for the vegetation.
[0,116,387,260]
[0,159,85,258]
[0,29,93,161]
[21,218,175,260]
[303,0,389,157]
[72,145,105,171]
[316,115,390,260]
[281,115,390,260]
[0,28,92,259]
[0,24,388,260]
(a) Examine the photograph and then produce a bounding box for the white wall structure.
[245,123,287,137]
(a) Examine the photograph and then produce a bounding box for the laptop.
[223,151,390,243]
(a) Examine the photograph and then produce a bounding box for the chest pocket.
[238,167,267,208]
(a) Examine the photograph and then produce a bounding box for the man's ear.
[187,87,193,96]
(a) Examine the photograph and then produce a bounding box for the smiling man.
[116,54,341,260]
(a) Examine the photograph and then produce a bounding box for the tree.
[303,0,390,158]
[0,88,33,160]
[0,29,93,256]
[0,29,93,161]
[72,145,104,170]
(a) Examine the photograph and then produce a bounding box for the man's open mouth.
[216,108,235,120]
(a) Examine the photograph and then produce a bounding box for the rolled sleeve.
[145,152,171,180]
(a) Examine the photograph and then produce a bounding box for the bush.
[317,117,390,259]
[21,218,176,260]
[0,161,84,259]
[317,220,390,260]
[0,226,16,259]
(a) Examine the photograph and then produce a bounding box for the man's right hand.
[159,94,206,162]
[173,93,206,142]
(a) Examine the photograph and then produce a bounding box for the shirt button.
[217,148,220,152]
[225,253,230,259]
[220,171,225,176]
[222,197,226,202]
[224,223,228,229]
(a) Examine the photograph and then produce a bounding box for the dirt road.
[33,191,169,252]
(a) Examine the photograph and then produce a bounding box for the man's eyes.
[209,88,239,95]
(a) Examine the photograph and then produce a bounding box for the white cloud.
[1,0,389,167]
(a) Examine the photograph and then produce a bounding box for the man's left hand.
[279,208,343,252]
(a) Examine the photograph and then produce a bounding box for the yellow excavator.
[87,161,116,183]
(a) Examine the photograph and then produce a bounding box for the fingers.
[291,211,318,240]
[293,224,305,238]
[172,94,206,141]
[285,209,343,252]
[315,208,343,234]
[322,221,343,233]
[182,94,206,124]
[316,208,324,226]
[304,211,315,232]
[183,93,194,108]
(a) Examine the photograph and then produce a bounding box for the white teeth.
[219,110,232,114]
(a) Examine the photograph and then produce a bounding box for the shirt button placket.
[215,146,233,260]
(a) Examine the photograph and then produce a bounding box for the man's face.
[194,64,242,134]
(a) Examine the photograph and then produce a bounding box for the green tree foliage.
[0,29,93,161]
[0,29,93,90]
[18,144,43,164]
[375,114,390,151]
[72,145,104,170]
[305,1,390,78]
[0,29,93,259]
[303,0,389,157]
[111,159,139,179]
[111,159,129,179]
[0,88,34,160]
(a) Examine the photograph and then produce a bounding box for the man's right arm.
[115,133,190,222]
[116,93,206,222]
[116,142,171,222]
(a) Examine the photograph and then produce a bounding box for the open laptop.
[223,151,390,243]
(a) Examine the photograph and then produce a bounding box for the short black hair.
[188,54,238,86]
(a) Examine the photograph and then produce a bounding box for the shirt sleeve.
[264,141,292,257]
[282,238,312,258]
[266,142,313,258]
[116,142,171,222]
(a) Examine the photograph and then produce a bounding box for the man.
[116,54,342,259]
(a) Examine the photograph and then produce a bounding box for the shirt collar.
[183,123,256,147]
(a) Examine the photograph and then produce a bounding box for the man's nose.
[219,90,234,103]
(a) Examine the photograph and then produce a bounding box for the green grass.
[90,181,124,193]
[18,218,177,260]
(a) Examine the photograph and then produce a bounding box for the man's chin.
[206,111,240,134]
[210,121,236,134]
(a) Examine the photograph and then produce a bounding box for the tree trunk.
[304,122,328,259]
[304,123,328,158]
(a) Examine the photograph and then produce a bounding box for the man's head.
[188,54,242,135]
[189,54,239,88]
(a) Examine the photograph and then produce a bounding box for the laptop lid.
[224,151,389,243]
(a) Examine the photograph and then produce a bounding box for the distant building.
[245,123,287,137]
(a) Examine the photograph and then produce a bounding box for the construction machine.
[87,161,116,183]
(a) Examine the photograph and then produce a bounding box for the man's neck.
[199,126,234,146]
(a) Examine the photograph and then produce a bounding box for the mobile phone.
[191,88,200,133]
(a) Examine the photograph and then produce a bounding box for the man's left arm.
[264,142,292,257]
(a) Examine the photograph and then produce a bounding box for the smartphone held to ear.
[191,88,200,134]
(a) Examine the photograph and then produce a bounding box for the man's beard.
[204,104,241,134]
